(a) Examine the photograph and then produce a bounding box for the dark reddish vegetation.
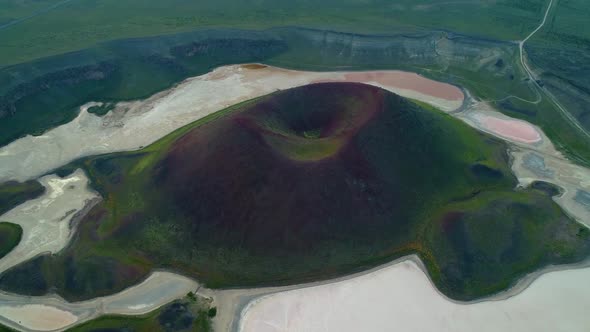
[154,84,400,253]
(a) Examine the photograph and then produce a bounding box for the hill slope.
[1,83,587,301]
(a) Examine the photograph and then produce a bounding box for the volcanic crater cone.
[2,83,588,301]
[155,83,404,251]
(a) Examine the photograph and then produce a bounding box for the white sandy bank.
[0,271,198,331]
[0,305,77,331]
[239,259,590,332]
[0,169,99,275]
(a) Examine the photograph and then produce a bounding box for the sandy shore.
[101,271,199,316]
[475,114,541,144]
[0,305,77,331]
[238,258,590,332]
[0,271,198,331]
[0,169,100,275]
[456,97,544,146]
[342,71,464,100]
[510,148,590,228]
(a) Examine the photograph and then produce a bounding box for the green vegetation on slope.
[0,30,287,147]
[0,324,15,332]
[426,190,589,298]
[0,222,22,259]
[0,83,587,302]
[0,180,45,215]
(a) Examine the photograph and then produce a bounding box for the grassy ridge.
[0,83,587,302]
[0,0,549,67]
[0,180,45,216]
[425,190,589,299]
[0,223,22,259]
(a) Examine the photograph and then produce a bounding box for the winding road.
[0,0,78,32]
[518,0,590,140]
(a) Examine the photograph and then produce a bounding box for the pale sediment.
[342,71,464,100]
[457,100,544,145]
[237,257,590,332]
[474,114,541,143]
[0,169,100,275]
[0,305,77,331]
[510,148,590,228]
[0,271,198,332]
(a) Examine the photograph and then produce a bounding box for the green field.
[0,222,22,259]
[0,180,45,215]
[0,0,550,67]
[0,324,15,332]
